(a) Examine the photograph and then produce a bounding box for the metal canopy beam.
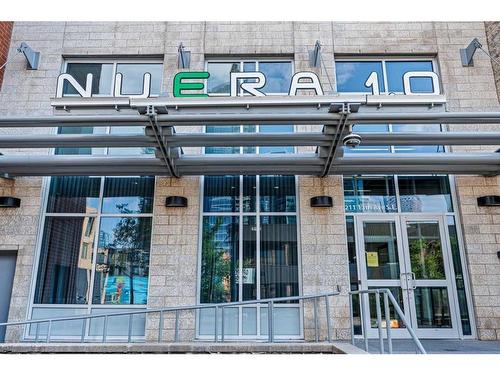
[1,95,500,177]
[0,134,156,148]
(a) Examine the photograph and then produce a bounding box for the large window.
[206,60,293,95]
[199,59,299,338]
[31,60,159,338]
[34,176,154,306]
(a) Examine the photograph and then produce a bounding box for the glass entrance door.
[356,215,460,339]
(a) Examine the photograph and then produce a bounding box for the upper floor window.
[206,59,293,95]
[62,59,163,97]
[335,59,436,95]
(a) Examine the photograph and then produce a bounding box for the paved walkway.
[355,339,500,354]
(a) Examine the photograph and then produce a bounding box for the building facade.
[0,21,499,345]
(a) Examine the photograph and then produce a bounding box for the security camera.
[342,133,362,148]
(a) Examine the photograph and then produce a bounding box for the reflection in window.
[385,61,434,93]
[203,175,240,212]
[102,176,155,214]
[64,63,113,96]
[344,176,397,213]
[47,176,101,214]
[34,217,95,304]
[414,287,452,328]
[207,62,240,94]
[55,127,106,156]
[260,175,296,212]
[335,61,384,93]
[259,62,292,94]
[200,216,239,303]
[398,176,452,213]
[242,216,257,301]
[116,63,163,96]
[92,217,151,305]
[447,217,471,335]
[205,125,241,155]
[260,216,298,299]
[407,221,445,280]
[259,125,295,154]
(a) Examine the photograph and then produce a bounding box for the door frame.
[354,214,462,339]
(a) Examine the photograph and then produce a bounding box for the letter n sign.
[173,71,210,97]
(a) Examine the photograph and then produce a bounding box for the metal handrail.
[0,291,340,345]
[349,289,426,354]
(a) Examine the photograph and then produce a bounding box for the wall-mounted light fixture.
[165,196,188,208]
[0,196,21,208]
[17,42,40,70]
[310,196,333,208]
[177,43,191,69]
[477,195,500,207]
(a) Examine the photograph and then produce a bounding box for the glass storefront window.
[92,217,152,305]
[203,175,240,212]
[200,216,239,303]
[47,176,101,214]
[34,217,96,304]
[447,217,472,335]
[260,175,296,212]
[260,216,298,299]
[398,176,453,213]
[34,175,154,308]
[102,176,155,214]
[344,176,397,213]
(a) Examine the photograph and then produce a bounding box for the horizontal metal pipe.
[165,132,330,147]
[338,153,500,165]
[0,134,156,148]
[0,115,149,128]
[361,132,500,145]
[175,154,323,166]
[348,112,500,124]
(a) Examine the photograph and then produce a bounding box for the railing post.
[313,297,319,342]
[359,293,369,352]
[80,318,87,343]
[158,311,164,343]
[268,301,274,343]
[220,307,225,343]
[175,310,180,342]
[102,316,108,343]
[35,322,40,343]
[383,292,393,354]
[127,314,133,343]
[46,320,52,343]
[214,306,218,343]
[348,293,355,346]
[324,295,332,343]
[375,291,384,354]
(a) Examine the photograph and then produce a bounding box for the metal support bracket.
[309,40,322,68]
[143,105,179,178]
[17,42,40,70]
[178,43,191,69]
[460,38,482,67]
[321,102,360,177]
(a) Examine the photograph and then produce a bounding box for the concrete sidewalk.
[355,339,500,354]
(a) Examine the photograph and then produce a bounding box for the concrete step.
[0,341,366,354]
